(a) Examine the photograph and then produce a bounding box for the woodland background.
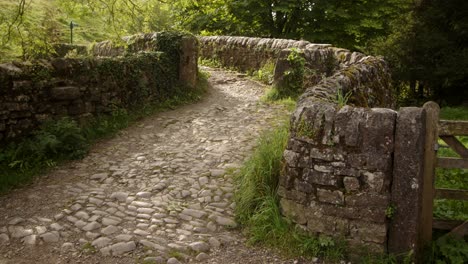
[0,0,467,105]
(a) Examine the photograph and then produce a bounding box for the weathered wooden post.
[420,102,439,254]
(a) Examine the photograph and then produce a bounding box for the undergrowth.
[250,60,275,85]
[0,70,209,193]
[198,57,222,68]
[234,120,345,261]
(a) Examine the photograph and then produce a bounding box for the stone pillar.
[388,103,439,262]
[178,36,198,89]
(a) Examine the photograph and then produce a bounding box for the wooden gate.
[432,119,468,237]
[422,102,468,245]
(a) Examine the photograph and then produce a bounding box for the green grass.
[261,87,297,111]
[198,57,222,68]
[440,106,468,121]
[234,120,345,261]
[0,70,208,193]
[250,60,275,85]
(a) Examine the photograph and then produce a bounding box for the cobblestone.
[0,68,290,263]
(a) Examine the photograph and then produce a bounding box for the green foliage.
[0,117,87,170]
[263,87,282,101]
[0,117,87,192]
[428,236,468,264]
[234,120,345,261]
[369,1,468,105]
[81,242,97,254]
[198,57,222,68]
[223,0,408,51]
[252,60,275,85]
[0,0,61,60]
[0,0,174,60]
[332,88,353,108]
[296,118,315,139]
[274,49,305,99]
[385,204,396,219]
[440,106,468,121]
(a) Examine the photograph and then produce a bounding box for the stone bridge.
[0,33,433,263]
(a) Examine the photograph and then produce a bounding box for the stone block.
[294,179,314,194]
[349,220,387,244]
[297,155,310,168]
[305,210,349,236]
[50,86,81,100]
[318,203,387,223]
[17,119,32,129]
[334,106,364,147]
[361,108,397,154]
[309,148,334,161]
[10,111,31,119]
[361,171,386,193]
[317,189,344,205]
[279,166,298,189]
[290,189,309,205]
[287,139,307,153]
[283,149,300,167]
[0,63,22,75]
[348,153,392,172]
[343,177,360,192]
[335,167,359,177]
[304,169,339,187]
[280,199,307,225]
[5,103,29,111]
[345,193,389,208]
[313,165,333,173]
[68,101,86,115]
[346,239,385,254]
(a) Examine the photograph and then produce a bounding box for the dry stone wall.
[199,36,402,255]
[0,32,198,144]
[281,53,395,254]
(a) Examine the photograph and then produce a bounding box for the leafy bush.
[274,48,306,99]
[0,117,87,171]
[429,236,468,264]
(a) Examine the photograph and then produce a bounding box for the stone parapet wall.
[282,44,395,253]
[199,36,402,255]
[0,32,198,144]
[199,36,393,108]
[199,36,332,72]
[93,32,198,88]
[281,104,397,253]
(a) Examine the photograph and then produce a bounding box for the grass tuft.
[234,120,345,261]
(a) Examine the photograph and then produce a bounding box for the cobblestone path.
[0,68,293,264]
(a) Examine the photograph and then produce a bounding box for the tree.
[371,0,468,105]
